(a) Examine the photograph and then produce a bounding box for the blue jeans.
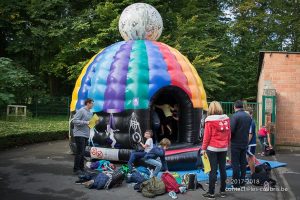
[231,146,247,187]
[128,151,146,171]
[145,159,162,177]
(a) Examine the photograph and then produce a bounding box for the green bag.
[141,177,166,198]
[171,172,182,184]
[120,164,130,175]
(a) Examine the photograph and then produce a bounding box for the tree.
[1,0,298,102]
[219,0,300,101]
[0,57,35,105]
[158,0,228,99]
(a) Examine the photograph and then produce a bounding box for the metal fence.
[0,97,70,118]
[218,101,261,126]
[1,98,261,125]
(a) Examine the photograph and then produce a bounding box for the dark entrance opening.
[150,86,201,145]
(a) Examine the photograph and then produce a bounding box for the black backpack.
[255,162,271,175]
[251,171,276,187]
[264,147,276,156]
[251,162,276,187]
[105,170,125,189]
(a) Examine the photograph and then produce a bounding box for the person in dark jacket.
[230,100,252,188]
[144,138,171,177]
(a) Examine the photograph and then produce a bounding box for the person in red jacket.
[201,101,231,199]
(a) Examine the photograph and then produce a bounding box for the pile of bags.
[75,160,205,198]
[129,169,204,198]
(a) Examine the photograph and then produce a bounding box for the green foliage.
[0,116,68,149]
[0,131,68,150]
[1,0,299,101]
[0,57,34,105]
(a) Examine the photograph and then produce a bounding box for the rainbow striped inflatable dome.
[70,40,208,112]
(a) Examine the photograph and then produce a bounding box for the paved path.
[0,140,297,200]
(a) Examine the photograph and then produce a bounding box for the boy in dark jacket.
[230,100,252,188]
[144,138,171,177]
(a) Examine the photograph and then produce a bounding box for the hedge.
[0,131,68,150]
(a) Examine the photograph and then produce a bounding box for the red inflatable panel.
[165,147,200,156]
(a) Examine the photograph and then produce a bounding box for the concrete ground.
[0,140,298,200]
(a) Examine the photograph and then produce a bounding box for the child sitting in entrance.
[144,138,171,177]
[127,130,154,172]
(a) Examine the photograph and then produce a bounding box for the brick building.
[257,51,300,146]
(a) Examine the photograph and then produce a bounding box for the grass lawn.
[0,116,68,136]
[0,116,69,149]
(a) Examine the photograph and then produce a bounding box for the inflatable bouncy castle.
[69,3,208,170]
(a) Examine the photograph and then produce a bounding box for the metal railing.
[217,101,261,127]
[0,97,70,119]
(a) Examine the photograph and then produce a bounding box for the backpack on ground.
[252,162,276,187]
[136,166,151,179]
[161,173,180,193]
[136,166,151,176]
[77,172,98,182]
[182,173,197,190]
[171,172,182,184]
[182,173,204,191]
[255,162,271,175]
[105,170,125,189]
[140,177,166,198]
[126,171,146,184]
[251,170,276,187]
[91,173,110,190]
[120,164,130,175]
[264,147,276,156]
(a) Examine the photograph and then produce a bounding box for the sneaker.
[220,192,226,198]
[84,156,91,162]
[202,192,215,200]
[149,169,154,178]
[86,161,92,169]
[179,186,187,194]
[84,180,94,188]
[75,178,88,184]
[168,191,178,199]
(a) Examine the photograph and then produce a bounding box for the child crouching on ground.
[127,130,154,172]
[144,138,171,177]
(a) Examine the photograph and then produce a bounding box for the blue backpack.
[91,173,109,190]
[127,171,146,184]
[136,166,151,176]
